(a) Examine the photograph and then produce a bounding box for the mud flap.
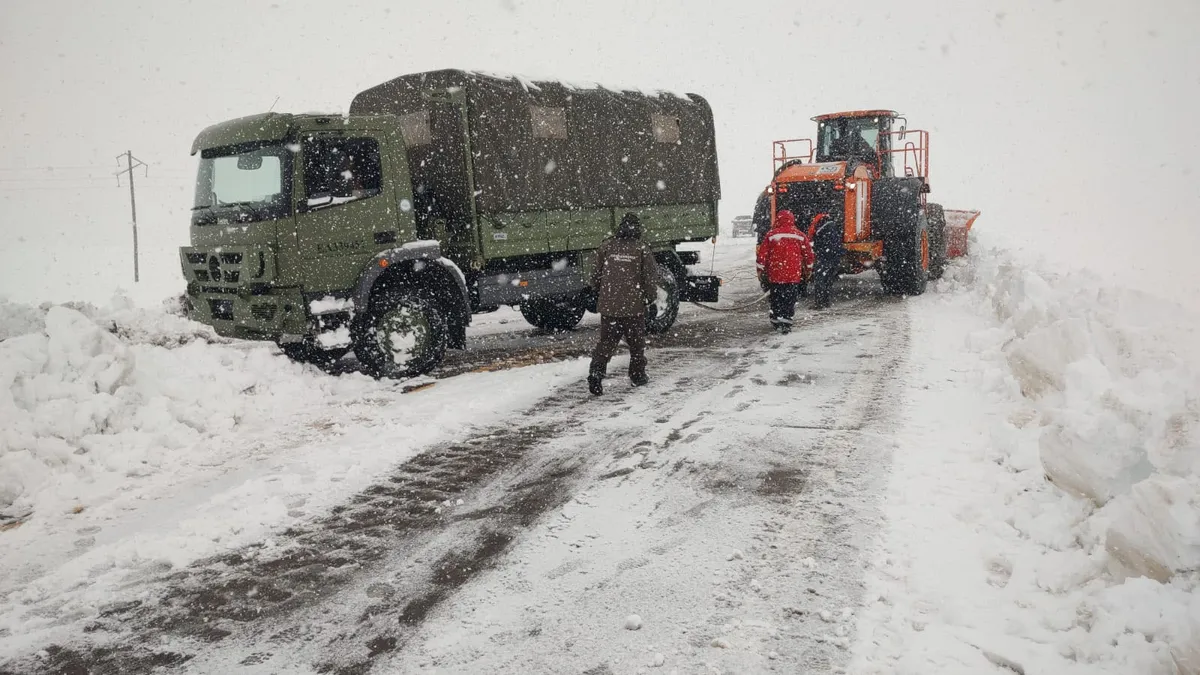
[680,275,720,303]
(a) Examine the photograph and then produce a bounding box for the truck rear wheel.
[927,203,948,281]
[354,289,447,379]
[645,265,680,334]
[519,297,586,332]
[880,214,930,297]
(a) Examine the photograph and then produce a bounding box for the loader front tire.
[881,214,929,297]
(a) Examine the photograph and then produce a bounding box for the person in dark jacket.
[756,210,814,334]
[810,212,844,310]
[587,213,659,395]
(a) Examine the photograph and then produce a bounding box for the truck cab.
[182,112,471,376]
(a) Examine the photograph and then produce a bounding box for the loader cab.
[814,110,897,178]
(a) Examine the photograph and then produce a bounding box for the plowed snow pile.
[853,234,1200,674]
[0,295,364,521]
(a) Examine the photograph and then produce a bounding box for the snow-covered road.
[3,234,1198,675]
[1,238,916,673]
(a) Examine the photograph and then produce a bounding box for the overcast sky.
[2,0,1198,305]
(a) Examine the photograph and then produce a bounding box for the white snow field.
[1,230,1196,674]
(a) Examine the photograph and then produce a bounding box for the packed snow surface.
[0,231,1197,672]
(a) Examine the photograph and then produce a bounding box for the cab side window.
[303,136,383,206]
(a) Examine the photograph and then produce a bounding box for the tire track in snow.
[366,296,912,673]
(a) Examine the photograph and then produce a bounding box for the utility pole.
[115,151,147,282]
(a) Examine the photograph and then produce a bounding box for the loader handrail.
[883,128,929,182]
[773,138,815,170]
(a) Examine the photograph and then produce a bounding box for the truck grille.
[209,299,234,320]
[251,304,277,321]
[185,249,258,288]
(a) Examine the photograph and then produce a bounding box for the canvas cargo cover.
[350,69,720,216]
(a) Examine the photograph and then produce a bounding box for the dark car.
[731,215,754,238]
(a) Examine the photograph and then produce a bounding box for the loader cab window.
[302,136,383,208]
[816,117,885,166]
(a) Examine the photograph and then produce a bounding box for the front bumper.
[180,246,306,339]
[183,286,308,339]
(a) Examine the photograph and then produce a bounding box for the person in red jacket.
[756,209,815,333]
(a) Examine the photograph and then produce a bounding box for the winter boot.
[588,364,606,395]
[630,371,649,387]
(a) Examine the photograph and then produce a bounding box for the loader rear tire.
[927,203,948,281]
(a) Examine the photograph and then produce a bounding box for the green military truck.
[180,69,721,378]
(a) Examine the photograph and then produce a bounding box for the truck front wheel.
[354,289,447,379]
[645,265,680,334]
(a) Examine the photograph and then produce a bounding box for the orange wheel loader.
[760,110,979,295]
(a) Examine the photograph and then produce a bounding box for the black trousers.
[768,283,801,327]
[813,263,837,308]
[590,316,647,378]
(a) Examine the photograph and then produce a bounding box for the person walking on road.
[756,209,814,334]
[587,213,659,395]
[810,212,844,310]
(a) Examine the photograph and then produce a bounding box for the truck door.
[292,132,398,292]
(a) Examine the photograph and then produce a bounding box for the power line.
[115,152,148,283]
[0,165,117,171]
[0,176,188,183]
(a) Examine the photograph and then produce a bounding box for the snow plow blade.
[943,209,980,259]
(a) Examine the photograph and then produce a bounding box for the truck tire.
[927,203,948,281]
[880,213,930,296]
[519,297,586,332]
[354,289,447,378]
[278,341,349,366]
[645,265,680,334]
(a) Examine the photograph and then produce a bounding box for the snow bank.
[938,239,1200,667]
[963,250,1200,579]
[0,296,356,521]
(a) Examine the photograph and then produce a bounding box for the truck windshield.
[192,143,292,224]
